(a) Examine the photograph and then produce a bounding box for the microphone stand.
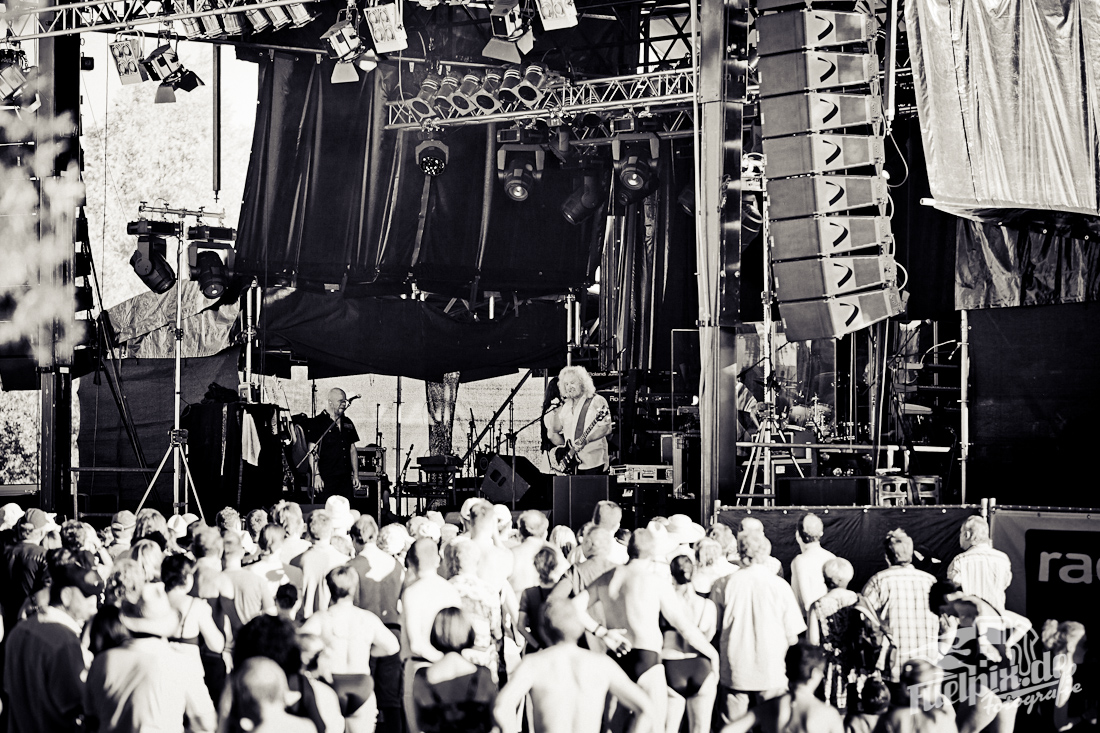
[295,397,360,502]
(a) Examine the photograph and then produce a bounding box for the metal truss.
[385,67,695,130]
[0,0,320,42]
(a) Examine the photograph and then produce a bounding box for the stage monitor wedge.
[773,255,897,301]
[767,175,888,219]
[758,51,876,97]
[763,134,885,178]
[778,286,904,340]
[770,215,893,260]
[756,10,875,56]
[761,93,880,138]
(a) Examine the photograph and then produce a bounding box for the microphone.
[347,394,362,402]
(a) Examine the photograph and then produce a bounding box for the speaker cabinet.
[552,475,617,531]
[775,476,871,505]
[480,454,545,504]
[756,10,875,55]
[758,52,875,97]
[770,215,892,261]
[768,175,888,220]
[773,256,897,302]
[778,286,904,340]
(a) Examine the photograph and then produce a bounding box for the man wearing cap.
[84,584,217,733]
[108,510,137,560]
[4,563,102,733]
[0,507,53,633]
[789,512,836,619]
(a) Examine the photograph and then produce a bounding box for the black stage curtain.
[258,289,566,383]
[967,302,1100,506]
[716,505,978,591]
[235,56,601,297]
[956,215,1100,310]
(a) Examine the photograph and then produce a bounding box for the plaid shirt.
[861,563,938,680]
[946,543,1012,611]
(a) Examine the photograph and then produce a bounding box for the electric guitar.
[554,406,609,474]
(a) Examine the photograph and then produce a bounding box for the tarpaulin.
[258,288,566,383]
[956,217,1100,309]
[906,0,1100,218]
[107,280,239,359]
[715,505,979,590]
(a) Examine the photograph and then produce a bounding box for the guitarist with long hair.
[544,365,613,475]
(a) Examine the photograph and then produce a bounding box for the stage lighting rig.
[447,73,482,116]
[322,3,363,62]
[187,225,236,300]
[0,42,38,111]
[561,170,606,224]
[514,64,548,107]
[127,220,182,294]
[472,69,503,112]
[497,66,523,105]
[535,0,577,30]
[497,126,546,202]
[109,38,150,84]
[408,74,441,118]
[432,73,461,115]
[483,0,534,63]
[416,137,449,176]
[363,2,408,53]
[142,45,204,103]
[611,117,660,202]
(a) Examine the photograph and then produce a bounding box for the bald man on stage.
[307,388,361,499]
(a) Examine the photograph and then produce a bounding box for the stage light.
[264,4,293,30]
[109,38,151,84]
[128,220,183,237]
[285,2,317,27]
[497,66,522,104]
[515,64,547,107]
[332,61,359,84]
[155,68,204,104]
[482,29,534,64]
[536,0,577,30]
[408,74,441,118]
[216,0,246,37]
[363,3,407,53]
[0,45,33,107]
[472,69,503,112]
[448,73,481,115]
[186,226,236,299]
[497,127,546,202]
[130,236,176,294]
[616,172,659,205]
[199,1,227,38]
[243,7,274,32]
[416,139,449,176]
[179,13,206,40]
[611,129,660,196]
[490,0,522,37]
[357,51,381,72]
[561,172,605,224]
[322,4,362,62]
[432,73,460,115]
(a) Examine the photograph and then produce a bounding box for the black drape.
[258,289,566,383]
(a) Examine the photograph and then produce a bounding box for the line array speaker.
[756,11,875,56]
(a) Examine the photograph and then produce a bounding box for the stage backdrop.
[715,505,979,591]
[907,0,1100,218]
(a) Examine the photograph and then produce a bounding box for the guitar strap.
[574,396,595,443]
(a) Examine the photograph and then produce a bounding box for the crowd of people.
[0,497,1092,733]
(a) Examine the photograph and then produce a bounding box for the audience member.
[228,657,315,733]
[844,678,892,733]
[722,642,844,733]
[789,513,836,618]
[592,501,629,564]
[411,607,497,733]
[946,516,1012,612]
[663,554,719,733]
[291,510,349,619]
[806,557,862,710]
[509,510,550,597]
[517,545,564,653]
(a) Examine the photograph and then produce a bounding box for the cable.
[886,126,909,188]
[895,262,908,290]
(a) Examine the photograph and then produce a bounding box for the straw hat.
[120,584,180,637]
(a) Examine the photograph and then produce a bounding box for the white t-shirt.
[719,563,806,691]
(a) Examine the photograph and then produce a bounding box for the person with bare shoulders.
[509,511,550,597]
[231,657,316,733]
[721,642,843,733]
[586,528,720,728]
[494,598,657,733]
[875,660,958,733]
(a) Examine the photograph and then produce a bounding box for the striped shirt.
[946,543,1012,612]
[861,564,938,681]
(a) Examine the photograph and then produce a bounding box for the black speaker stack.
[758,0,904,341]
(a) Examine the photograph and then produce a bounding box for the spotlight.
[616,171,660,205]
[199,1,227,38]
[448,73,481,115]
[179,11,206,40]
[191,251,228,298]
[155,68,204,104]
[416,139,449,176]
[363,3,408,53]
[322,3,362,62]
[285,2,317,28]
[497,66,522,104]
[216,0,247,37]
[243,6,274,32]
[490,0,522,37]
[561,172,605,224]
[482,29,534,64]
[496,127,546,202]
[472,69,503,112]
[432,73,460,115]
[611,129,659,194]
[408,74,441,118]
[514,64,546,107]
[0,45,33,106]
[264,4,294,30]
[186,226,236,299]
[129,236,176,294]
[109,38,150,85]
[535,0,577,30]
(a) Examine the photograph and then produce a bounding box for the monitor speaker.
[552,475,617,531]
[480,454,545,504]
